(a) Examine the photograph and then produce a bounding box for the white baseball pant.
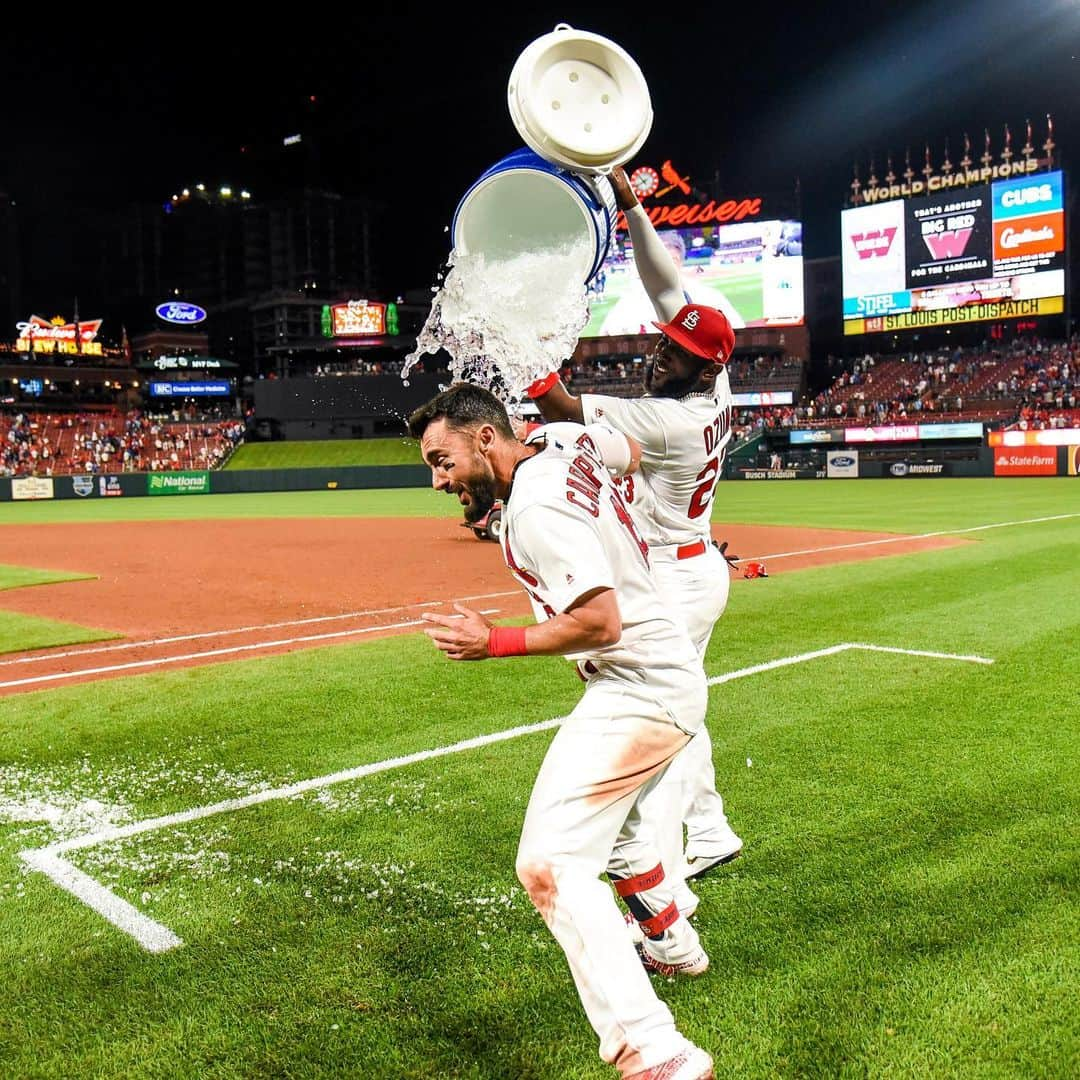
[515,664,707,1076]
[650,542,732,846]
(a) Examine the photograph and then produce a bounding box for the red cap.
[653,303,735,365]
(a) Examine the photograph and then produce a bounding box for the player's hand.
[608,165,639,212]
[714,539,740,568]
[421,603,494,661]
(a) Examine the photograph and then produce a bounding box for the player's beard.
[644,361,704,399]
[462,461,498,524]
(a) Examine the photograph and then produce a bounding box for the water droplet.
[584,123,592,133]
[569,72,579,83]
[601,94,610,104]
[551,100,561,111]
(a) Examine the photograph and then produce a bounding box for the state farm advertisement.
[993,448,1058,476]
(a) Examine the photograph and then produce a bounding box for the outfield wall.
[0,465,431,502]
[3,447,1076,501]
[726,443,1077,479]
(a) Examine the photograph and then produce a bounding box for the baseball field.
[1,477,1076,1078]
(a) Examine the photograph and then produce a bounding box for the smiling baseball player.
[526,166,742,920]
[410,383,715,1080]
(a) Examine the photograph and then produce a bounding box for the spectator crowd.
[2,410,246,478]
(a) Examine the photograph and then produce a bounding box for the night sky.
[4,2,1080,301]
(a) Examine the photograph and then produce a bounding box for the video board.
[842,171,1064,334]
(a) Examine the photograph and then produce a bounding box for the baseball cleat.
[684,828,743,882]
[625,1045,714,1079]
[637,939,709,978]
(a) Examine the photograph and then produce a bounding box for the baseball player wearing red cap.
[410,384,714,1080]
[526,167,742,920]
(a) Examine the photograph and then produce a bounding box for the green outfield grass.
[226,438,421,470]
[0,481,1076,1078]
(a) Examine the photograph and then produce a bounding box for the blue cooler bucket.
[451,148,617,284]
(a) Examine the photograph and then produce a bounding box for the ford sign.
[156,302,207,325]
[890,463,909,477]
[832,456,855,468]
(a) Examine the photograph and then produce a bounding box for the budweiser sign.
[619,158,763,231]
[16,315,102,343]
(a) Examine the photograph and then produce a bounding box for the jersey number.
[689,413,730,519]
[688,458,719,519]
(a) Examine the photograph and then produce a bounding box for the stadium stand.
[1,411,246,478]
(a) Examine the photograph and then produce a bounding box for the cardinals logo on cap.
[653,303,735,365]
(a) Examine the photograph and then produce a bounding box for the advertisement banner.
[12,477,54,501]
[1067,446,1080,476]
[993,209,1064,263]
[149,381,231,397]
[844,294,1063,334]
[732,468,824,480]
[99,476,123,497]
[845,425,920,443]
[886,462,949,477]
[991,171,1063,221]
[841,199,907,315]
[918,422,984,440]
[70,475,95,498]
[732,391,794,407]
[988,427,1080,446]
[993,448,1057,476]
[147,471,210,496]
[789,429,844,445]
[827,451,859,478]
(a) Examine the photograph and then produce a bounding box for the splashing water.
[404,237,592,405]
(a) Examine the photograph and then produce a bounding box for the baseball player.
[409,383,714,1080]
[525,166,742,919]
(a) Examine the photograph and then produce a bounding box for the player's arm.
[421,590,620,660]
[526,374,584,424]
[528,421,641,476]
[422,504,623,660]
[610,166,685,322]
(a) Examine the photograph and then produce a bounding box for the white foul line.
[0,610,502,690]
[848,642,995,666]
[0,591,521,668]
[19,640,993,952]
[742,512,1079,563]
[20,849,182,954]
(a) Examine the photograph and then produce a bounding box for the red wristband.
[525,372,560,399]
[488,626,528,657]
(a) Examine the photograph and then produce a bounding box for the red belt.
[676,540,707,560]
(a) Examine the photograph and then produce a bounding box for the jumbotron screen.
[842,170,1065,334]
[582,219,804,336]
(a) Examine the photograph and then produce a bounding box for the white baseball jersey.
[580,373,733,548]
[501,424,697,672]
